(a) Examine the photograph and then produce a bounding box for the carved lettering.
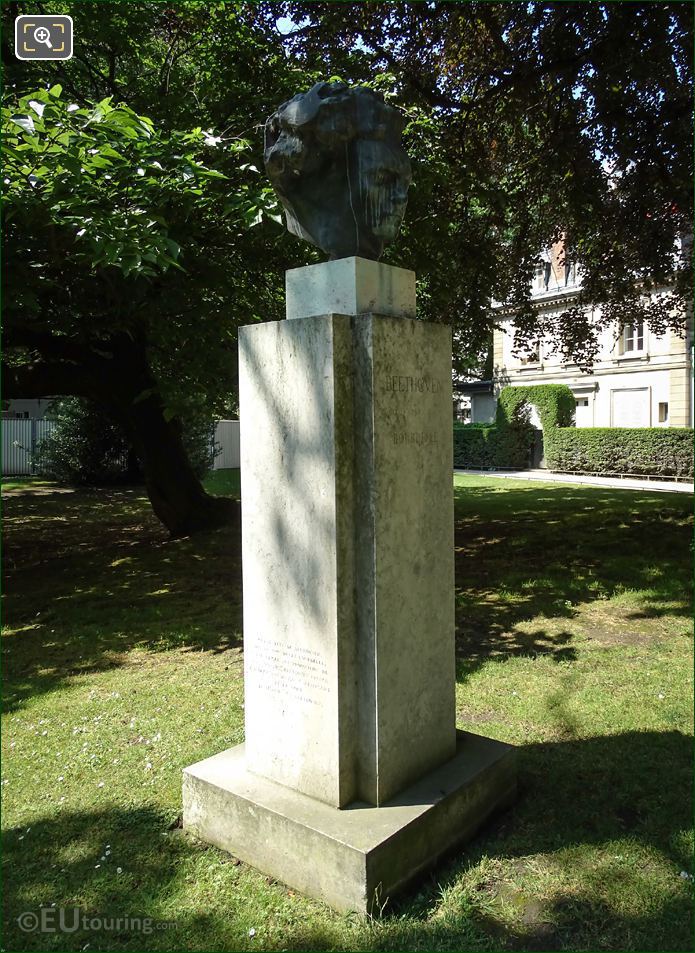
[248,637,330,707]
[383,375,442,394]
[391,431,439,446]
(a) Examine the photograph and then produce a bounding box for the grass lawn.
[2,472,692,952]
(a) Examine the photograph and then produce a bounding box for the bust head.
[264,82,412,261]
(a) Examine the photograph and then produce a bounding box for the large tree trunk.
[123,392,238,538]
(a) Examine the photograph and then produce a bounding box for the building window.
[519,341,541,365]
[535,243,575,294]
[658,402,669,423]
[535,262,552,292]
[453,398,471,423]
[575,398,589,408]
[621,320,645,354]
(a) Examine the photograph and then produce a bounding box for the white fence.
[213,420,240,469]
[2,418,240,476]
[2,419,56,475]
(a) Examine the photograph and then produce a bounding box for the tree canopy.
[2,1,310,533]
[3,0,315,417]
[3,1,692,532]
[254,0,693,366]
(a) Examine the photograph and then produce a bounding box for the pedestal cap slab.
[286,257,416,320]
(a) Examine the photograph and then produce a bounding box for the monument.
[183,82,516,914]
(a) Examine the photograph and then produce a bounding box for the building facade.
[2,398,54,419]
[470,246,692,428]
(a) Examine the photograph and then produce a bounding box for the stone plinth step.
[183,730,517,915]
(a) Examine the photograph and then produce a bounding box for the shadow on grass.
[375,728,693,952]
[2,730,692,952]
[3,479,692,712]
[454,482,692,677]
[2,804,222,953]
[2,487,242,714]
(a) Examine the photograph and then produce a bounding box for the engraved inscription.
[249,637,330,707]
[383,375,442,394]
[391,430,439,446]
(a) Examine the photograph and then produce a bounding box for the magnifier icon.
[34,26,53,49]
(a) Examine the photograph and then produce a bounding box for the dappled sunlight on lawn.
[453,479,693,682]
[2,487,243,713]
[1,476,692,952]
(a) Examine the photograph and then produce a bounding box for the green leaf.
[98,146,126,161]
[11,115,35,135]
[243,207,263,227]
[133,388,157,405]
[194,168,228,179]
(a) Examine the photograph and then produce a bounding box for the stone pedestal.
[184,731,516,915]
[183,258,516,913]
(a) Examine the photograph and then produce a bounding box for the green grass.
[2,471,692,952]
[1,477,63,492]
[203,468,241,499]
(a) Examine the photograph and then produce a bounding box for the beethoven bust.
[264,82,412,261]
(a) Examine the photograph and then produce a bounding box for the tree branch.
[2,360,92,400]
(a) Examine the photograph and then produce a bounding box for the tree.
[254,1,693,368]
[33,398,139,485]
[4,1,691,538]
[34,397,215,486]
[2,2,312,535]
[3,84,271,533]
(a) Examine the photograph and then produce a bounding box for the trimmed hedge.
[454,384,572,470]
[544,427,694,478]
[497,384,576,429]
[453,422,534,469]
[458,385,691,477]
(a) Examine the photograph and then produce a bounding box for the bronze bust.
[264,82,412,261]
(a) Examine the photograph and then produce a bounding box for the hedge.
[453,384,572,470]
[453,422,534,469]
[497,384,576,429]
[544,427,694,478]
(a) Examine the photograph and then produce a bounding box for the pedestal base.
[182,730,516,914]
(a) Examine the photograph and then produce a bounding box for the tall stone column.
[183,258,516,914]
